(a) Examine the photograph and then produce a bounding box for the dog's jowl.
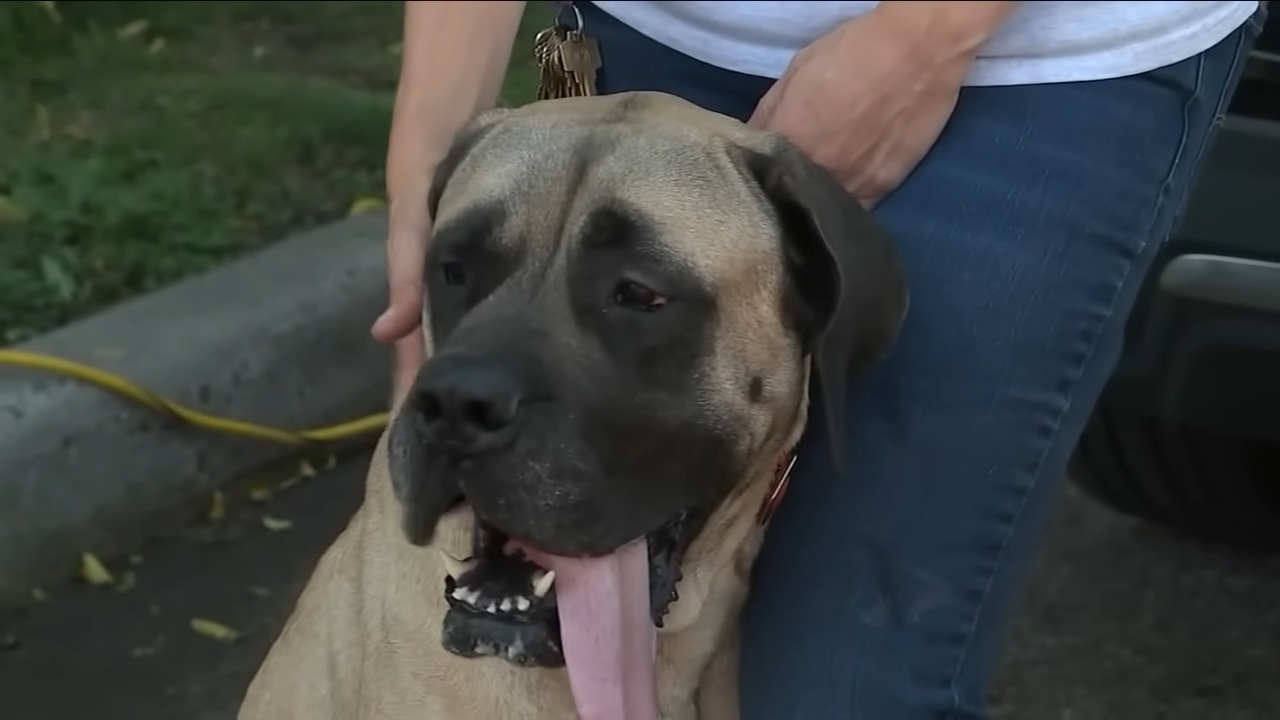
[239,91,907,720]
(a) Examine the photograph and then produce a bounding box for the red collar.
[756,449,798,525]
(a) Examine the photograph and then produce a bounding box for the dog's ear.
[426,108,513,221]
[386,114,507,544]
[743,143,909,472]
[388,373,463,545]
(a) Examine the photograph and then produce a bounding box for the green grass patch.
[0,1,549,343]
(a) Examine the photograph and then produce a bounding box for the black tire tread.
[1069,402,1280,553]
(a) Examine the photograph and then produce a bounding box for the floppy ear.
[743,143,909,472]
[388,376,463,545]
[426,108,512,221]
[387,110,511,544]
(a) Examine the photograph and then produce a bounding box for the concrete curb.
[0,214,392,603]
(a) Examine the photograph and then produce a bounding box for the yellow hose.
[0,349,390,446]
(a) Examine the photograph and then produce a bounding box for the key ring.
[553,1,585,34]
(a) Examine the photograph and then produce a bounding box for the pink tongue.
[524,540,658,720]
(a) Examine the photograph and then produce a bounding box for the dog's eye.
[441,261,466,286]
[612,280,669,312]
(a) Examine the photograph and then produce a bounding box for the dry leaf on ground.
[80,552,115,586]
[262,515,293,532]
[190,618,241,643]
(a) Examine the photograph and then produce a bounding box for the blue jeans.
[578,2,1265,718]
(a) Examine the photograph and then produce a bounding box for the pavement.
[2,449,1279,720]
[0,213,392,603]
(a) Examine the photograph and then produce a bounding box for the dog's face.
[388,92,906,666]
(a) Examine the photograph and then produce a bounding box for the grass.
[0,1,549,343]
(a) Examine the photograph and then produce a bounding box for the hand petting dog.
[750,1,1018,207]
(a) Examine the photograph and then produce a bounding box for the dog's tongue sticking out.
[524,540,658,720]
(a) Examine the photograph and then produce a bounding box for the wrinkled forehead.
[432,113,783,278]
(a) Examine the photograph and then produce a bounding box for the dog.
[238,91,907,720]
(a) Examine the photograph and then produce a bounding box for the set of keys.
[533,5,601,100]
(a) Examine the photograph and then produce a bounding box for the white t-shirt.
[591,1,1260,85]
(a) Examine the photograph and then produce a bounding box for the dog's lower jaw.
[438,511,705,668]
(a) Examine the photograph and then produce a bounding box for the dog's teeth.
[441,554,476,579]
[516,596,531,612]
[506,639,525,662]
[500,598,513,613]
[461,588,481,605]
[532,570,556,598]
[451,587,466,601]
[486,602,498,614]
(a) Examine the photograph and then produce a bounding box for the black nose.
[414,358,522,454]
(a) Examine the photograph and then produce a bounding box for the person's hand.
[369,1,530,408]
[372,197,432,407]
[750,4,1001,207]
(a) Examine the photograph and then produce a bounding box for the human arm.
[375,1,528,401]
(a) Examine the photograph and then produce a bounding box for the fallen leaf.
[248,586,272,598]
[80,553,115,586]
[30,588,47,603]
[247,485,273,503]
[386,42,403,57]
[261,515,293,532]
[116,19,149,40]
[190,618,241,643]
[321,453,337,471]
[298,459,318,478]
[348,196,387,216]
[207,491,227,521]
[276,475,301,492]
[115,571,137,593]
[148,37,166,54]
[0,195,30,224]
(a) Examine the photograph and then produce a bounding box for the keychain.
[533,2,602,100]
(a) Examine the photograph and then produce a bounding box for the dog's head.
[388,92,906,666]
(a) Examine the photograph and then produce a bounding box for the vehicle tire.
[1068,402,1280,553]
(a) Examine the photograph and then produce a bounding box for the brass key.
[532,3,601,100]
[558,29,601,97]
[533,25,572,100]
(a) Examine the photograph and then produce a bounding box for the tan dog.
[239,92,907,720]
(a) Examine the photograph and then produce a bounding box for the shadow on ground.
[2,451,1279,719]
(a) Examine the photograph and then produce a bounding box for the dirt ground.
[3,449,1279,720]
